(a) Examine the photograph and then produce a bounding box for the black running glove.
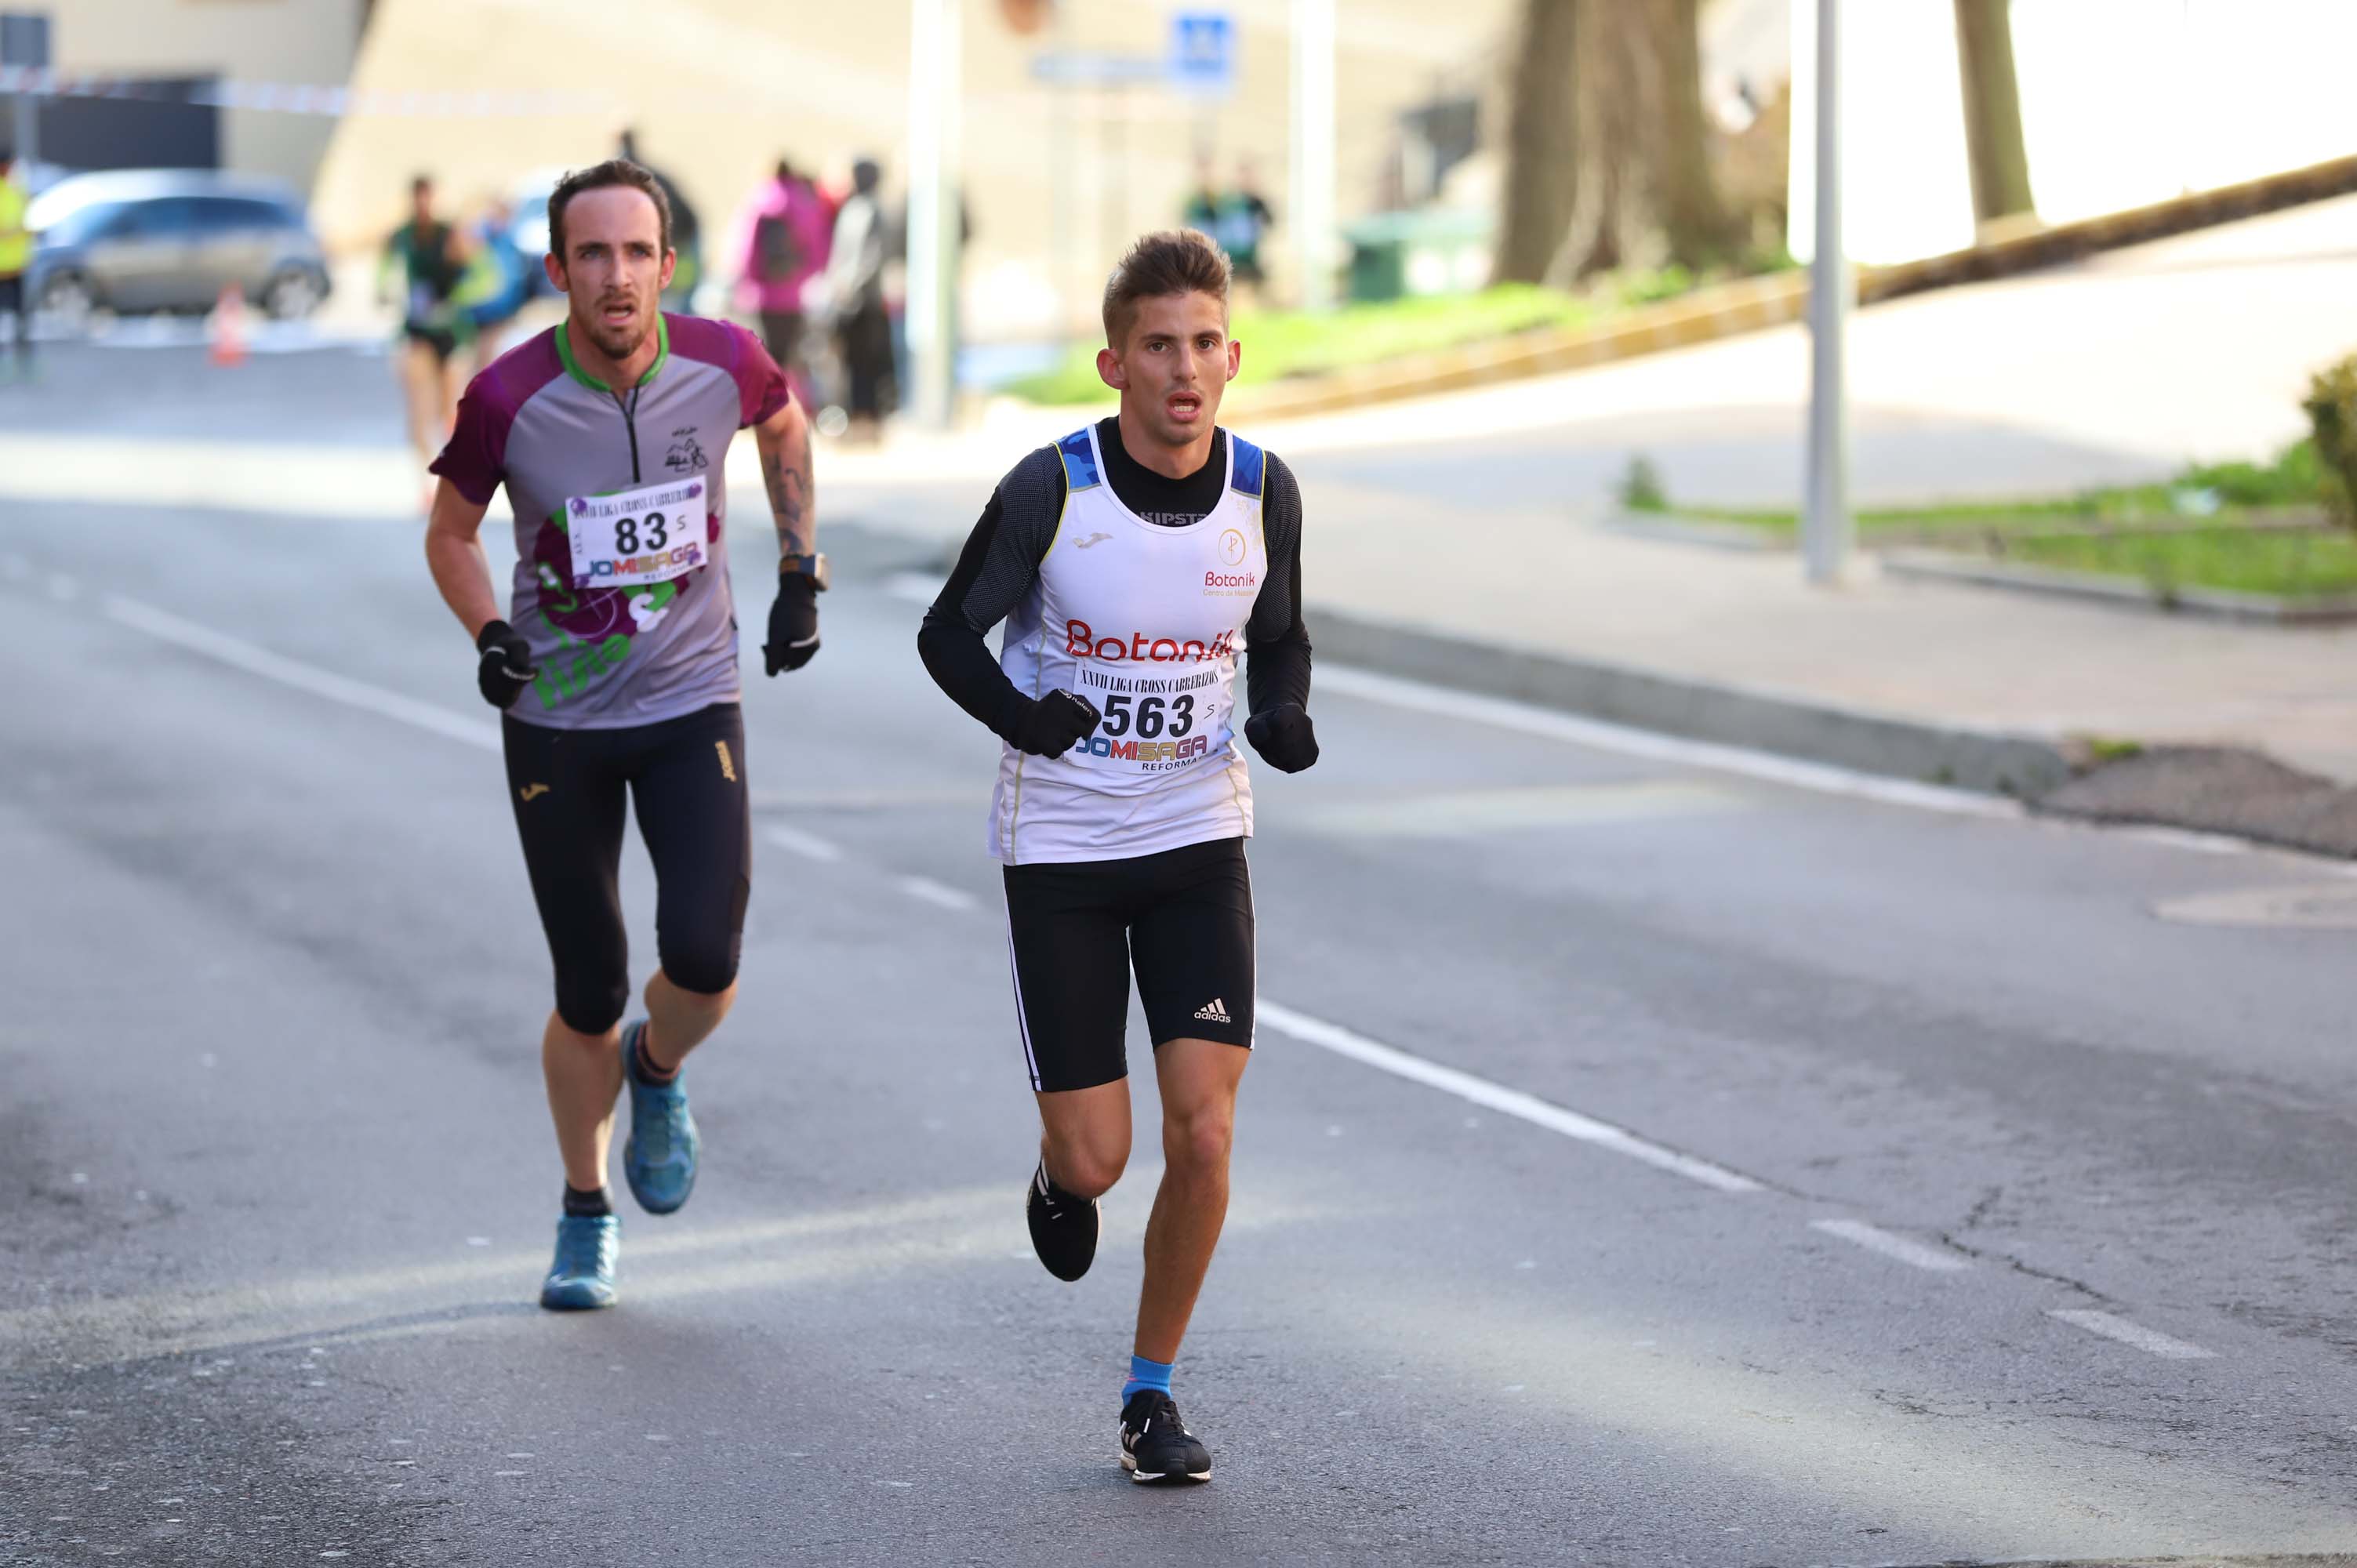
[764,572,820,675]
[1244,702,1320,773]
[1008,689,1102,758]
[475,619,537,710]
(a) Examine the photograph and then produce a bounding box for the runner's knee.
[1163,1104,1233,1176]
[1047,1133,1128,1200]
[555,969,629,1037]
[656,935,739,1000]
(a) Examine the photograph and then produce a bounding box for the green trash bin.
[1343,209,1494,304]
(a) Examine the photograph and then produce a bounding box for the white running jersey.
[989,424,1271,864]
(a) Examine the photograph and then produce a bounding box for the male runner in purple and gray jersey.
[424,158,827,1311]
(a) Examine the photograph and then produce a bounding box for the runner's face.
[1099,292,1238,449]
[552,187,675,362]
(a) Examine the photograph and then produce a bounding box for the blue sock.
[1121,1353,1174,1408]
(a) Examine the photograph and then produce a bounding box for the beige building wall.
[49,0,368,191]
[311,0,1515,334]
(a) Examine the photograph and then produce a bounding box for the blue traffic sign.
[1169,12,1236,96]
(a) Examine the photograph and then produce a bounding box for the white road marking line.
[1317,664,2017,819]
[1810,1218,1971,1272]
[763,824,843,863]
[2046,1308,2216,1359]
[104,595,501,752]
[882,572,938,605]
[1255,1000,1762,1194]
[897,875,978,912]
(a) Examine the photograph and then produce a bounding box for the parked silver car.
[27,171,332,322]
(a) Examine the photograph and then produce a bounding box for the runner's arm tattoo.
[755,397,815,557]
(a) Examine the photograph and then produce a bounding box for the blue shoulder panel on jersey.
[1058,428,1101,492]
[1230,436,1266,499]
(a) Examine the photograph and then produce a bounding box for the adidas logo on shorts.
[1193,998,1233,1024]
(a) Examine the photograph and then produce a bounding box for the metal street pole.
[1289,0,1335,313]
[1803,0,1852,586]
[905,0,963,429]
[2,11,52,169]
[1048,0,1073,347]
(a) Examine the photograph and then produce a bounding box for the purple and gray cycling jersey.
[431,312,790,729]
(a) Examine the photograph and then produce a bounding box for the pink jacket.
[732,178,833,314]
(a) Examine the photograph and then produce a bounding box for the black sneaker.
[1026,1160,1099,1282]
[1119,1389,1212,1483]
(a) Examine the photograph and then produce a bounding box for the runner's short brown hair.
[548,158,673,261]
[1102,230,1232,347]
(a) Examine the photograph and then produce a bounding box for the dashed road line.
[1255,1000,1763,1195]
[104,593,502,751]
[1810,1218,1972,1272]
[763,824,844,863]
[896,875,978,912]
[2046,1308,2215,1359]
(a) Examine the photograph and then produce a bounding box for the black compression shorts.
[503,702,750,1036]
[403,321,463,364]
[1001,837,1255,1094]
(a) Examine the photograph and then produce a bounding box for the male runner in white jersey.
[424,160,823,1310]
[919,230,1317,1483]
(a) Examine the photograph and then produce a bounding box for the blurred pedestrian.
[1226,158,1276,297]
[619,129,703,313]
[1180,157,1274,305]
[0,154,32,380]
[382,174,474,509]
[731,156,833,409]
[826,157,893,442]
[459,195,532,372]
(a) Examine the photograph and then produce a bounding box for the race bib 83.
[566,476,708,590]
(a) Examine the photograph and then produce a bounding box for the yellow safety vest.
[0,178,29,276]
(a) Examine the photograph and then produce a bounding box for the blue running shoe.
[621,1020,700,1214]
[539,1214,619,1311]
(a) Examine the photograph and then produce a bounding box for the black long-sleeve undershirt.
[917,420,1311,744]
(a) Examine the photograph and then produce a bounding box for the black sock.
[563,1184,612,1218]
[631,1027,678,1086]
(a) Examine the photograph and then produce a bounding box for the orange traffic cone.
[209,285,248,368]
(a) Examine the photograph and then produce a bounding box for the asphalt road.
[6,347,2357,1567]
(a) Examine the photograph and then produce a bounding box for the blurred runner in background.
[383,174,475,508]
[731,156,832,411]
[459,194,532,372]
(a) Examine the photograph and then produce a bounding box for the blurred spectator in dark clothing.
[826,158,894,441]
[619,129,703,311]
[1182,156,1275,298]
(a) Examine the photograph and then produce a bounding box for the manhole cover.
[2153,882,2357,928]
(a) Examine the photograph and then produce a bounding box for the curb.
[1879,549,2357,626]
[1307,604,2074,800]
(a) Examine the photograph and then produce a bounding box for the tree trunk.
[1556,0,1651,279]
[1498,0,1740,285]
[1556,0,1737,280]
[1653,0,1743,266]
[1495,0,1580,285]
[1952,0,2034,225]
